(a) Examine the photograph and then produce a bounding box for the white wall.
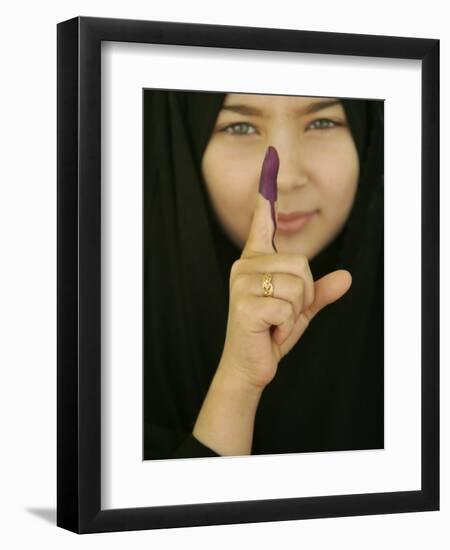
[0,1,447,547]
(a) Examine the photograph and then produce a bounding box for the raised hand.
[221,146,352,388]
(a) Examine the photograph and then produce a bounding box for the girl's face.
[201,94,360,260]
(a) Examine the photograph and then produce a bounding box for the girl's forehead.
[223,93,336,105]
[221,93,342,116]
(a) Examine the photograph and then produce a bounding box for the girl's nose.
[270,144,309,192]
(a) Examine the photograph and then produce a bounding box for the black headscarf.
[143,90,384,459]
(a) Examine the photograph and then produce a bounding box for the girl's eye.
[222,122,257,136]
[307,118,339,131]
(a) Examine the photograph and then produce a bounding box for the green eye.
[308,118,337,130]
[224,122,257,135]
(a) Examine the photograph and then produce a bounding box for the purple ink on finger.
[258,145,279,253]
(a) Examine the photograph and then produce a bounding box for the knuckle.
[232,272,250,294]
[296,254,308,271]
[295,278,305,312]
[295,277,305,299]
[290,301,296,319]
[233,295,256,320]
[234,296,251,318]
[229,260,249,289]
[304,280,314,309]
[280,299,294,320]
[229,259,243,281]
[305,289,314,309]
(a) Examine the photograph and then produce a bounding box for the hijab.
[143,90,384,459]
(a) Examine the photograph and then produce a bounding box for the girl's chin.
[274,236,312,258]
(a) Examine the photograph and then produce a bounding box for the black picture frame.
[57,16,439,534]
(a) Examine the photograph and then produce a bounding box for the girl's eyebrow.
[220,99,341,117]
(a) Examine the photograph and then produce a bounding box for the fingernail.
[259,146,279,252]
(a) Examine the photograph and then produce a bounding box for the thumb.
[303,270,353,323]
[241,146,279,259]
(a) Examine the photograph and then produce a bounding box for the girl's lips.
[277,211,317,234]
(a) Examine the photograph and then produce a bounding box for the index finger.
[241,146,279,259]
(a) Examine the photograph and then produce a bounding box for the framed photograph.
[57,16,439,533]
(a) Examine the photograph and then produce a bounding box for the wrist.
[217,353,272,392]
[214,360,265,400]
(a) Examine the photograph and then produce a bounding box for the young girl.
[143,90,384,459]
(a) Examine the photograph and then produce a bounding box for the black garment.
[143,90,384,459]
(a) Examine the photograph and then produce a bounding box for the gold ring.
[261,273,273,297]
